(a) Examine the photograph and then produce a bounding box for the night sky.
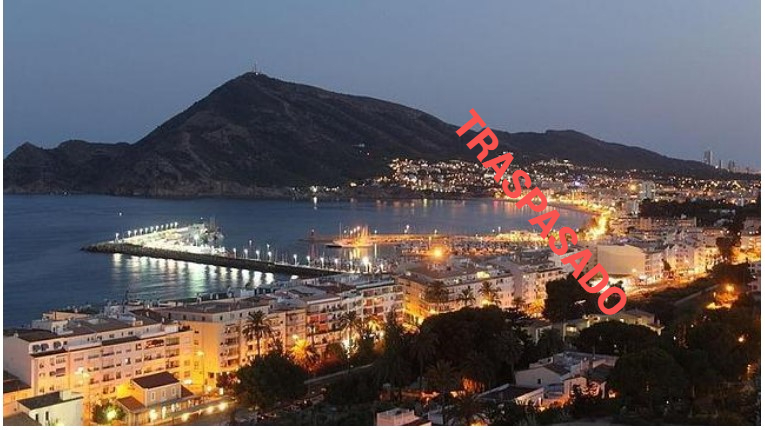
[5,0,760,168]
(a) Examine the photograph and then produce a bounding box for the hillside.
[4,73,725,196]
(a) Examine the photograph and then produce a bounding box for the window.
[150,392,156,402]
[537,378,541,385]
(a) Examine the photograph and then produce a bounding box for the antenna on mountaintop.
[252,61,261,75]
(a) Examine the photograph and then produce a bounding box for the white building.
[16,390,83,426]
[514,352,617,405]
[597,244,664,284]
[376,407,430,426]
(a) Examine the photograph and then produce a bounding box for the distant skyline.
[5,0,761,168]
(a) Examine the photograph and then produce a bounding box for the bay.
[3,195,590,326]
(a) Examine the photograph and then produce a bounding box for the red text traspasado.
[456,109,626,315]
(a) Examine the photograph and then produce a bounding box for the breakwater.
[82,242,341,277]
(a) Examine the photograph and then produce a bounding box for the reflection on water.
[4,195,590,326]
[109,254,276,302]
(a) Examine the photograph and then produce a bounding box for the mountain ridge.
[4,72,738,197]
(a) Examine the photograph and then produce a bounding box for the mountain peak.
[4,74,730,196]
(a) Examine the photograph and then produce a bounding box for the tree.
[235,350,308,410]
[242,310,272,357]
[534,328,565,359]
[421,306,525,386]
[425,281,449,305]
[458,287,476,308]
[573,321,659,356]
[461,350,495,393]
[543,275,598,322]
[351,326,377,366]
[339,310,362,345]
[493,327,523,383]
[479,281,500,307]
[92,402,124,424]
[608,347,688,411]
[290,338,319,370]
[410,325,438,391]
[450,394,488,425]
[426,360,460,410]
[373,311,412,400]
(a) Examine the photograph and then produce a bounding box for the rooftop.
[132,371,179,389]
[479,384,542,402]
[3,413,41,426]
[18,392,81,411]
[164,297,270,315]
[3,371,31,394]
[4,329,60,342]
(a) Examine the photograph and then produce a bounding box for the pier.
[83,242,341,277]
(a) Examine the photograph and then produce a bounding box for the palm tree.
[461,350,494,393]
[373,310,411,400]
[411,326,438,391]
[425,281,449,309]
[458,287,476,308]
[242,310,272,358]
[479,281,501,307]
[494,328,523,383]
[450,393,488,425]
[425,360,460,411]
[290,338,319,370]
[364,315,384,335]
[339,310,362,343]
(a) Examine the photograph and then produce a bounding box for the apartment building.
[3,309,195,423]
[398,261,514,325]
[280,274,402,350]
[153,297,283,389]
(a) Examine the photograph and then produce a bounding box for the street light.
[267,251,272,261]
[256,249,261,260]
[294,254,298,265]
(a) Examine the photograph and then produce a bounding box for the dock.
[82,242,341,277]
